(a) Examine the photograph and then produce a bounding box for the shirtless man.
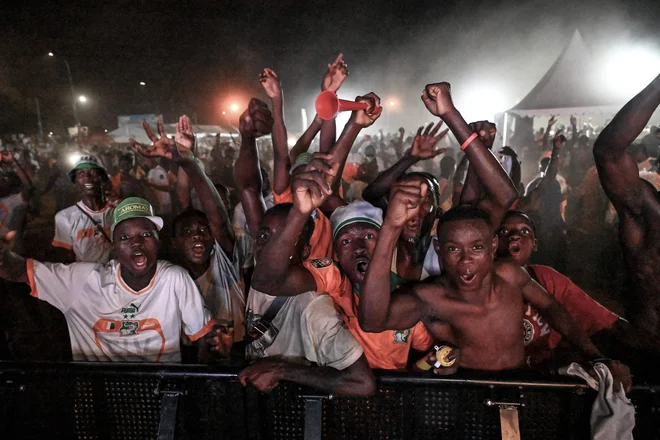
[358,82,632,391]
[593,73,660,337]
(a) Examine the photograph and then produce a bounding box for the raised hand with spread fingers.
[321,53,349,93]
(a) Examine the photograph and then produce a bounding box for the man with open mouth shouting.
[497,210,660,373]
[51,154,115,263]
[0,197,229,362]
[357,82,632,394]
[131,115,246,349]
[249,159,434,371]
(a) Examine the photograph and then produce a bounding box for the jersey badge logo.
[523,319,534,346]
[121,303,140,319]
[119,321,139,336]
[311,258,332,269]
[393,329,411,344]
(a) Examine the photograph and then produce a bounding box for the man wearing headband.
[51,154,114,263]
[362,124,449,280]
[0,196,228,362]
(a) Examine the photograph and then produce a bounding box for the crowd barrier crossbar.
[0,362,658,440]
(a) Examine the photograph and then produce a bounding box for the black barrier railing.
[0,361,659,440]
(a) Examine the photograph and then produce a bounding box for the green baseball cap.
[110,197,164,240]
[68,154,108,182]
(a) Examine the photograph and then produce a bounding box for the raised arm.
[260,69,290,195]
[177,116,235,253]
[250,159,338,296]
[542,117,557,150]
[422,83,518,227]
[567,116,578,150]
[319,54,349,156]
[289,114,323,163]
[2,152,34,201]
[0,231,27,283]
[323,93,383,193]
[499,262,632,393]
[239,354,375,396]
[358,182,428,332]
[593,73,660,215]
[233,99,274,235]
[362,123,448,211]
[451,154,469,207]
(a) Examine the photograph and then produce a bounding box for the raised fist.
[385,181,428,229]
[421,82,455,117]
[291,157,337,214]
[468,120,497,150]
[351,93,383,128]
[239,99,274,138]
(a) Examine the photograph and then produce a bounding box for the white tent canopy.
[503,30,625,144]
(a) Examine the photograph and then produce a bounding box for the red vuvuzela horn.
[315,90,369,120]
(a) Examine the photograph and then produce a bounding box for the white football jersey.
[26,259,215,362]
[53,201,114,263]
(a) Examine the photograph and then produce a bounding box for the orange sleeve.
[51,240,73,250]
[411,321,435,351]
[187,318,218,342]
[302,260,343,297]
[26,258,38,298]
[273,186,293,204]
[532,265,619,335]
[308,211,334,259]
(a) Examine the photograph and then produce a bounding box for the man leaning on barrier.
[0,197,230,363]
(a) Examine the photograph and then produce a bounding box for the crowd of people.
[1,55,660,398]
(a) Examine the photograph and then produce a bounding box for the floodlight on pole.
[48,52,81,127]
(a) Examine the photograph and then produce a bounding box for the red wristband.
[461,132,479,151]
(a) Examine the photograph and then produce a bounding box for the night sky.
[2,0,660,135]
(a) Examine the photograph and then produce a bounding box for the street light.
[48,51,80,127]
[139,81,146,86]
[78,95,88,103]
[230,103,240,113]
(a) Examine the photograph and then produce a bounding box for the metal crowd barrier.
[0,361,658,440]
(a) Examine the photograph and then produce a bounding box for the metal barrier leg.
[499,407,521,440]
[301,393,329,440]
[157,391,182,440]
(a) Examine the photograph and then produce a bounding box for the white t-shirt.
[26,259,215,362]
[0,192,28,255]
[245,288,363,370]
[232,193,274,269]
[53,201,113,263]
[194,242,246,341]
[147,166,172,214]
